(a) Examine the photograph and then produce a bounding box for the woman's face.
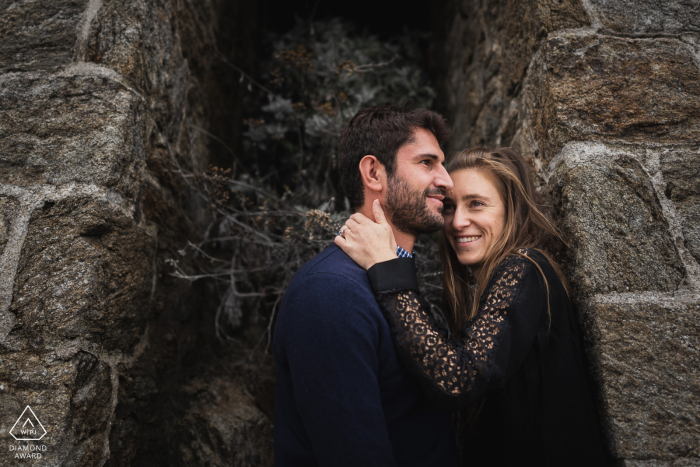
[443,168,506,273]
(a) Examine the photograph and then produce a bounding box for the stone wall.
[0,1,271,466]
[436,0,700,465]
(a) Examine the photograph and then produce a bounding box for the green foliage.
[175,19,440,343]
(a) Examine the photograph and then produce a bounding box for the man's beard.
[386,175,445,236]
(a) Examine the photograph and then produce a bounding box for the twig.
[216,49,276,97]
[354,55,398,73]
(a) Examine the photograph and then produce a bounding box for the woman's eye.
[470,200,484,208]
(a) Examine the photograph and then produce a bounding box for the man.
[273,104,459,466]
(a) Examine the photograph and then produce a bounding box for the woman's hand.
[335,200,398,270]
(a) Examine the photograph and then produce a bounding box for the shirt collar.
[396,245,413,258]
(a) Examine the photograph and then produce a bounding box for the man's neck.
[357,203,416,253]
[392,229,415,253]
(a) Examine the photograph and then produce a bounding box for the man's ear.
[359,155,385,193]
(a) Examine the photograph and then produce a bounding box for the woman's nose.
[452,209,470,230]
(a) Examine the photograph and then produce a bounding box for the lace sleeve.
[376,256,529,411]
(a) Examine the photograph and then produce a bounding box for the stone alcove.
[0,0,698,465]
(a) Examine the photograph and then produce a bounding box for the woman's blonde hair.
[440,147,570,334]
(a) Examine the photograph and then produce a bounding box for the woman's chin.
[452,247,482,266]
[455,253,480,268]
[448,239,484,267]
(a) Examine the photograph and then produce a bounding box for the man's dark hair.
[337,103,450,211]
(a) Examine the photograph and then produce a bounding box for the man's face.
[385,127,454,236]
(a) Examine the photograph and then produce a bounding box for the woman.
[337,148,608,466]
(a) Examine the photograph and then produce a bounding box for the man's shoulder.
[275,245,383,349]
[278,245,378,325]
[291,244,369,290]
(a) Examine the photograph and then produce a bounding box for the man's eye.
[420,160,430,165]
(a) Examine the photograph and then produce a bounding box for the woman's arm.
[369,254,545,412]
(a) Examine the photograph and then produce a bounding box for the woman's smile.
[454,235,481,244]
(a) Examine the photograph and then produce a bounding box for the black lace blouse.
[366,248,608,467]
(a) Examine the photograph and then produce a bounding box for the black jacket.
[367,248,609,467]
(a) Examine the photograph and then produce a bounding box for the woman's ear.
[359,155,385,193]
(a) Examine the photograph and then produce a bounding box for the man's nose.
[435,164,453,191]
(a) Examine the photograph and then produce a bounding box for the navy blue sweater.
[273,245,459,467]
